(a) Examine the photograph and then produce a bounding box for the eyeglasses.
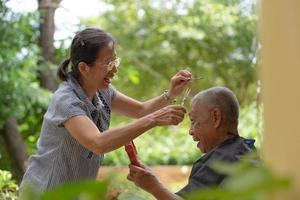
[93,57,121,71]
[106,57,120,70]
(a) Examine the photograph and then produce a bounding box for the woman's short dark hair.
[57,28,115,81]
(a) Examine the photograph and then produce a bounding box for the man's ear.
[211,107,221,128]
[78,61,90,78]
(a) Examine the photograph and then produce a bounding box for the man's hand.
[127,164,183,200]
[127,164,163,194]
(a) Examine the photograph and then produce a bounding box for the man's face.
[188,101,219,153]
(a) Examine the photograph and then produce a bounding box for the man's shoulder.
[213,136,255,162]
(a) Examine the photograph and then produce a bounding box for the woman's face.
[88,41,118,90]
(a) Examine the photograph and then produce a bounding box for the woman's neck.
[79,78,97,101]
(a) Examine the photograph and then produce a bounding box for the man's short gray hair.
[192,86,240,128]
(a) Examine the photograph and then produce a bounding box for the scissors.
[181,76,203,107]
[181,87,191,107]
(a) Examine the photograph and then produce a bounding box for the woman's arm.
[112,70,192,118]
[111,91,171,118]
[64,105,185,154]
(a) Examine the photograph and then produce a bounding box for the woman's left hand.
[167,70,192,99]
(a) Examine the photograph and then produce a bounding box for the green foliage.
[0,170,18,200]
[239,103,262,147]
[18,88,51,155]
[42,180,108,200]
[20,180,109,200]
[0,1,41,126]
[0,0,51,171]
[83,0,258,106]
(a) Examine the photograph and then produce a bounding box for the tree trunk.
[38,0,62,92]
[1,117,28,183]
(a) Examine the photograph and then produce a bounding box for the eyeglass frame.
[92,57,121,71]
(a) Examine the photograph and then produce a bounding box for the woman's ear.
[78,61,90,78]
[211,107,221,128]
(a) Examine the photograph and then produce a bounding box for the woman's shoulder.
[45,82,87,122]
[51,82,82,106]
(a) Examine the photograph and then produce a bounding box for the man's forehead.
[189,101,197,115]
[190,100,202,110]
[189,100,211,117]
[188,105,198,118]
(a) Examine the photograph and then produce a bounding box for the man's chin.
[197,142,205,152]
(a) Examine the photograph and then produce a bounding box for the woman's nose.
[111,65,118,73]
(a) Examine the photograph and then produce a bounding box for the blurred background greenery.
[1,0,266,199]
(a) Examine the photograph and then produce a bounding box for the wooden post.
[260,0,300,199]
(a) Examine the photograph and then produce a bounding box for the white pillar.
[260,0,300,199]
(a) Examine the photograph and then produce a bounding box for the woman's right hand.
[149,105,186,126]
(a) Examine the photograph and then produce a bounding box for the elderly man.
[127,86,256,200]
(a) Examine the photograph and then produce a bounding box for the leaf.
[41,180,109,200]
